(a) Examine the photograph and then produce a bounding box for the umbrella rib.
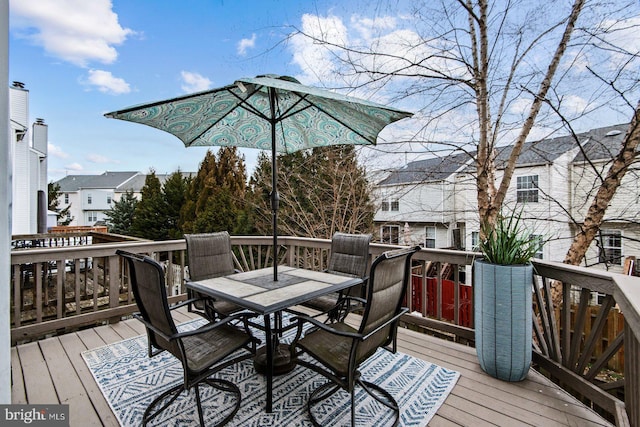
[278,90,381,144]
[186,86,268,145]
[309,101,378,144]
[227,86,271,122]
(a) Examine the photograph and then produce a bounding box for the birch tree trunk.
[473,0,585,230]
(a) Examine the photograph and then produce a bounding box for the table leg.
[264,314,273,413]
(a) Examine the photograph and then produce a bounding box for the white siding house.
[9,82,48,235]
[374,123,638,274]
[56,172,140,227]
[570,126,640,269]
[54,172,194,227]
[374,153,472,248]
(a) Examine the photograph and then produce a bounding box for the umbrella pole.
[269,89,279,281]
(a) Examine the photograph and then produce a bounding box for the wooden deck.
[11,307,613,427]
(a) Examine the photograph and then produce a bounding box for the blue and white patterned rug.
[82,317,459,426]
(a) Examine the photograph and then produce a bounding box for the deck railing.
[9,236,640,426]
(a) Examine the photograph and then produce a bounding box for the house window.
[471,231,479,251]
[531,235,544,259]
[64,194,69,204]
[87,194,92,205]
[517,175,538,203]
[87,211,98,222]
[390,199,399,211]
[425,226,436,248]
[599,230,622,265]
[381,201,389,211]
[107,195,112,204]
[381,225,400,244]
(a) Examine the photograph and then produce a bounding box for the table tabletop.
[186,265,362,315]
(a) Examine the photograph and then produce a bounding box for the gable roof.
[572,123,629,162]
[115,172,196,192]
[55,171,139,191]
[495,133,578,167]
[378,151,472,185]
[381,123,631,185]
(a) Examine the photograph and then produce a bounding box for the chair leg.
[351,387,356,426]
[142,383,184,426]
[195,383,205,427]
[307,379,399,427]
[142,379,241,427]
[358,380,399,426]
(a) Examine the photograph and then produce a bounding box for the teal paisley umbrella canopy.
[105,74,412,279]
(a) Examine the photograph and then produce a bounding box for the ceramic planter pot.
[474,259,533,381]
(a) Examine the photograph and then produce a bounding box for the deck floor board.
[11,308,614,426]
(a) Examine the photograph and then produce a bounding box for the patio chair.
[185,232,242,320]
[289,245,420,426]
[117,250,257,427]
[303,232,371,321]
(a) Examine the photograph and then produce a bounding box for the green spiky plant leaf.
[479,209,544,265]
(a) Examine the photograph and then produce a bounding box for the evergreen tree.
[130,170,167,240]
[104,190,138,235]
[180,148,249,234]
[47,182,73,225]
[163,170,190,239]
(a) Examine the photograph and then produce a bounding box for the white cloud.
[64,162,84,171]
[290,14,349,84]
[509,98,532,116]
[10,0,134,67]
[237,33,257,56]
[86,153,116,164]
[180,71,212,93]
[48,143,69,159]
[350,15,397,40]
[85,69,131,94]
[562,95,588,116]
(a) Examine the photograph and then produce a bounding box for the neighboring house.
[9,81,48,235]
[55,171,194,227]
[373,123,639,274]
[375,152,471,248]
[56,171,139,227]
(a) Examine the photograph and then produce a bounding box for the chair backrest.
[117,250,180,358]
[185,232,236,281]
[327,232,371,279]
[356,246,420,362]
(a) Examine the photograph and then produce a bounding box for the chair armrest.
[289,314,363,339]
[291,306,409,342]
[175,312,258,339]
[133,311,258,341]
[360,307,409,340]
[169,297,201,311]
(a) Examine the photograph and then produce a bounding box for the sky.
[10,0,421,182]
[8,0,640,183]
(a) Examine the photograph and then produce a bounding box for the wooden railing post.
[108,255,120,322]
[625,323,638,427]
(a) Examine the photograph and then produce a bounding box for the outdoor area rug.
[82,316,459,426]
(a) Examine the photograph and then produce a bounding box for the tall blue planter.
[474,260,532,381]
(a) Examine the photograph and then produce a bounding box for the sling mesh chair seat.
[290,245,420,426]
[303,232,371,321]
[117,250,258,426]
[185,232,243,320]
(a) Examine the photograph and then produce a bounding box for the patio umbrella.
[105,74,412,280]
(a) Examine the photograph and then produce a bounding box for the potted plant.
[474,209,543,381]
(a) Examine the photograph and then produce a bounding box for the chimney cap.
[35,118,45,125]
[12,81,25,89]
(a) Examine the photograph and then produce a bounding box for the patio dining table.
[186,265,363,413]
